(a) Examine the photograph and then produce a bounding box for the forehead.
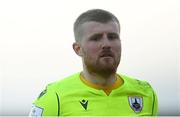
[80,21,120,37]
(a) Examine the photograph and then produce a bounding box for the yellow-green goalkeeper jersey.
[29,72,158,116]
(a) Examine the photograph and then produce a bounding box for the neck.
[82,69,117,87]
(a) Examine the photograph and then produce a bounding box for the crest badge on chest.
[128,96,143,113]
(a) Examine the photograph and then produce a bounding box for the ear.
[72,42,83,57]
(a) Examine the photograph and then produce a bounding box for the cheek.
[83,43,100,55]
[115,44,121,52]
[112,42,121,54]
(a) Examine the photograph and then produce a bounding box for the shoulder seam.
[151,90,156,116]
[55,92,60,117]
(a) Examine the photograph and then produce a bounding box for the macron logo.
[79,99,88,110]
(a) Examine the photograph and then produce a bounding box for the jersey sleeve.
[29,85,60,116]
[143,80,158,116]
[136,79,158,116]
[152,90,158,116]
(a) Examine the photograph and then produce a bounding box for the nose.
[101,34,111,49]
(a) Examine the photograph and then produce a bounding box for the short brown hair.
[74,9,120,42]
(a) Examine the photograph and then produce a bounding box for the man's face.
[78,21,121,74]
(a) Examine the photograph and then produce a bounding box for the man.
[29,9,158,116]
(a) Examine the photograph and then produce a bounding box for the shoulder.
[34,72,81,101]
[122,74,151,85]
[31,72,82,116]
[118,74,155,93]
[46,72,81,91]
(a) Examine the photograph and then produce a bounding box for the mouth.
[100,53,114,58]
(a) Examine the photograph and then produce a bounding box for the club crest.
[29,105,43,117]
[128,96,143,113]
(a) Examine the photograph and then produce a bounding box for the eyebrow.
[88,32,119,38]
[108,32,119,36]
[87,33,102,40]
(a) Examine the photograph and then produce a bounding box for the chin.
[97,65,117,73]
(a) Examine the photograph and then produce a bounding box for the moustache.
[99,50,114,57]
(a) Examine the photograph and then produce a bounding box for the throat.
[81,71,116,87]
[80,72,123,95]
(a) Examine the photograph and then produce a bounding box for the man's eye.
[91,37,99,41]
[108,34,119,40]
[90,35,101,41]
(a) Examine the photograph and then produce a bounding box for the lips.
[100,52,114,57]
